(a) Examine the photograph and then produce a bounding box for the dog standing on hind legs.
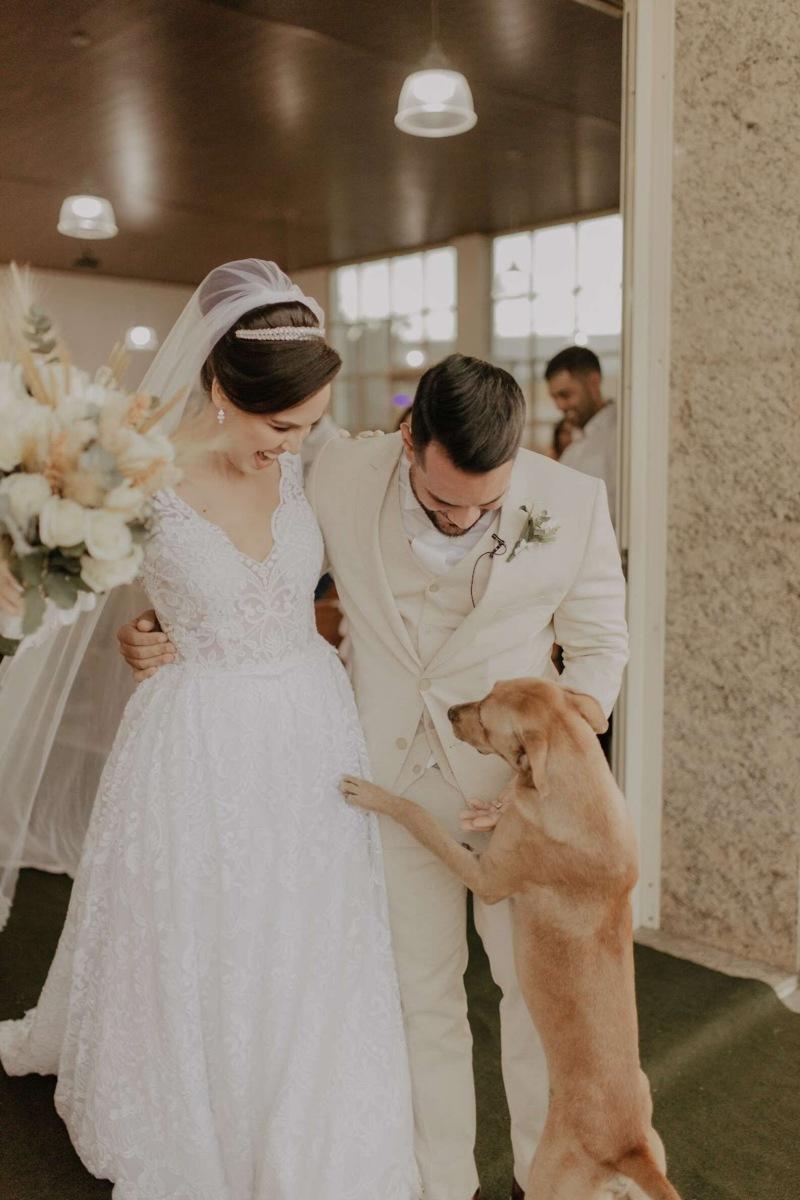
[342,678,682,1200]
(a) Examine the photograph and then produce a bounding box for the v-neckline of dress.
[166,455,288,569]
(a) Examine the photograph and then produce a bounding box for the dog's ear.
[516,733,549,797]
[564,689,608,734]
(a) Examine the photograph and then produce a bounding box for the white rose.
[0,472,52,525]
[110,427,174,478]
[56,397,93,426]
[97,394,130,440]
[17,403,56,469]
[38,496,87,548]
[104,481,146,521]
[71,418,98,450]
[84,509,133,560]
[0,425,23,471]
[80,543,143,593]
[83,381,112,407]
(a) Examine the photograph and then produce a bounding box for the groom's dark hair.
[410,354,526,473]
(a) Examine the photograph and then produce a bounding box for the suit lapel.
[355,437,422,671]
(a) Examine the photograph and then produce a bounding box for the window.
[491,215,622,449]
[329,247,458,432]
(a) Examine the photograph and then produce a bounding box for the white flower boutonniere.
[507,502,559,561]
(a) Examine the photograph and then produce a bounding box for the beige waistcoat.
[380,462,496,791]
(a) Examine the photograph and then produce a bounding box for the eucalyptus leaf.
[44,571,79,610]
[8,554,23,586]
[22,587,46,636]
[49,551,83,576]
[19,550,47,587]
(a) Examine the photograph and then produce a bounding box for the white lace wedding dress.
[0,452,420,1200]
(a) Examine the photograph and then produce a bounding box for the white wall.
[289,266,329,321]
[0,264,338,396]
[4,266,194,389]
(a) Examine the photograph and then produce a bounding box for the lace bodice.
[140,453,324,670]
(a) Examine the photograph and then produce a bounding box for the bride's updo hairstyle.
[200,293,341,415]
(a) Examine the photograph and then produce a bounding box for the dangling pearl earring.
[216,408,226,425]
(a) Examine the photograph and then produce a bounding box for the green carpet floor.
[1,870,798,1199]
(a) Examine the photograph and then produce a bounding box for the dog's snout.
[447,705,460,723]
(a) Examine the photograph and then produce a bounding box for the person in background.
[551,414,580,460]
[394,404,413,431]
[545,346,617,525]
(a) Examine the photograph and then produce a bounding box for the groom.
[118,353,628,1200]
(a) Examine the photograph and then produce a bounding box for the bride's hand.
[117,610,176,682]
[0,559,24,616]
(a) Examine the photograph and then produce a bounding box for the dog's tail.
[614,1146,682,1200]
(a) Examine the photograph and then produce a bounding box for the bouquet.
[0,266,182,656]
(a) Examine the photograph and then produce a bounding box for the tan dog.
[342,678,681,1200]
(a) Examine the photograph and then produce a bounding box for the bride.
[0,261,420,1200]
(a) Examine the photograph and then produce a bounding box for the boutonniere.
[507,502,559,561]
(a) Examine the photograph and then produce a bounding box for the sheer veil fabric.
[0,260,326,928]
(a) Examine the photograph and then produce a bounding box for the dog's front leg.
[340,776,513,904]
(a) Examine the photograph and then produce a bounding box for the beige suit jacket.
[308,432,628,799]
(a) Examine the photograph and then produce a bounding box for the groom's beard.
[409,467,483,538]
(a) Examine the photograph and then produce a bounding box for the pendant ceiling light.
[125,325,159,352]
[58,194,118,239]
[395,0,477,138]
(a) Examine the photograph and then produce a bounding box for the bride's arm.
[117,611,176,681]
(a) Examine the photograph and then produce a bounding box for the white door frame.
[615,0,676,929]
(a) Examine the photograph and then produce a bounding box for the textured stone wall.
[661,0,800,969]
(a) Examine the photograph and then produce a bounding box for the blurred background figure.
[551,414,581,460]
[394,404,413,431]
[545,346,617,524]
[301,412,341,473]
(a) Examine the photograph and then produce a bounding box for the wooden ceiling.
[0,0,623,284]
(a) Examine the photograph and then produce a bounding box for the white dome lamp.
[395,0,477,139]
[58,194,118,239]
[125,325,159,352]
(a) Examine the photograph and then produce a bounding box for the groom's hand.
[117,610,176,682]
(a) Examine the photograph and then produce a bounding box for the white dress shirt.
[560,401,617,525]
[398,454,499,575]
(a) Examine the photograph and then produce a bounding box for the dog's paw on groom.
[459,785,514,833]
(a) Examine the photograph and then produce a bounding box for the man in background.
[545,346,617,526]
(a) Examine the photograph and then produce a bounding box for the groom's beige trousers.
[379,761,550,1200]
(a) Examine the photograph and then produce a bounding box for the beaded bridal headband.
[235,326,326,342]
